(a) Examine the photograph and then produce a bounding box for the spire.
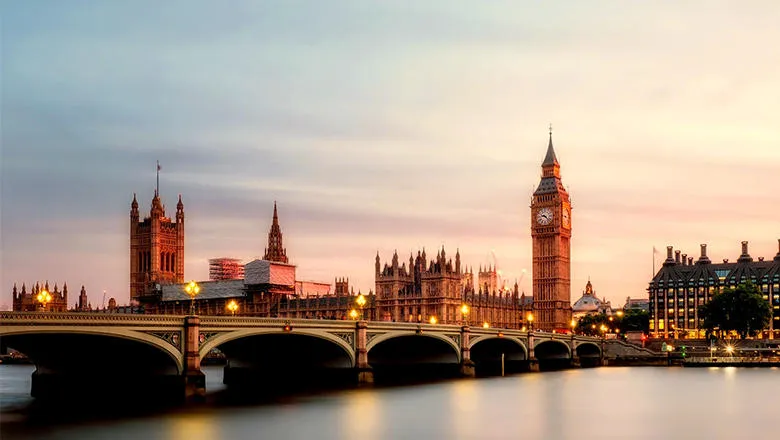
[177,194,184,210]
[263,202,289,263]
[542,124,559,167]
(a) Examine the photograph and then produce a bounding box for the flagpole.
[156,161,160,196]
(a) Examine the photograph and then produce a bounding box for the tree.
[620,309,650,333]
[698,282,771,339]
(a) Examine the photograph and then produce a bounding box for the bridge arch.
[199,328,355,366]
[469,336,528,358]
[469,336,528,376]
[575,341,602,358]
[0,327,184,374]
[366,331,461,361]
[533,339,572,359]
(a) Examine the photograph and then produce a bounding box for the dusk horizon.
[3,1,780,309]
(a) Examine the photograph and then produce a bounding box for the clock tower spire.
[530,128,572,331]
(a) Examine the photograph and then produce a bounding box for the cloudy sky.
[2,1,779,309]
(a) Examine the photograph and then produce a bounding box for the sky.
[2,1,779,310]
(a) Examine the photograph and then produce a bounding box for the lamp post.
[185,281,200,315]
[429,316,438,325]
[36,289,52,312]
[349,308,359,320]
[527,313,534,332]
[226,299,238,316]
[356,293,366,320]
[570,319,577,335]
[460,304,470,326]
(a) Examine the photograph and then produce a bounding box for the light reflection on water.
[1,365,777,440]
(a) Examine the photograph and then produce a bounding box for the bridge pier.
[459,325,475,378]
[183,316,205,403]
[355,320,374,386]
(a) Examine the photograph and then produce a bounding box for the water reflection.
[1,366,777,440]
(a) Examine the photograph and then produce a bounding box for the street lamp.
[429,316,438,325]
[460,304,470,326]
[36,289,52,311]
[483,321,490,329]
[226,299,238,316]
[527,313,534,332]
[349,308,359,320]
[185,280,200,315]
[356,293,366,320]
[570,319,577,334]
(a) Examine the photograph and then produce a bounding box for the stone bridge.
[0,312,607,402]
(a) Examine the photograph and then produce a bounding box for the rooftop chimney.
[696,244,711,264]
[775,239,780,262]
[682,254,688,265]
[663,246,676,266]
[738,240,753,263]
[688,257,693,265]
[675,250,681,264]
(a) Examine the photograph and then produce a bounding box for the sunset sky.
[2,1,779,309]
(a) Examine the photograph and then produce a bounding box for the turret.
[12,283,17,299]
[176,194,184,224]
[131,193,139,222]
[455,249,461,274]
[375,252,381,275]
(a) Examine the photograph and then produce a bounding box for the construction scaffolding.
[209,258,245,281]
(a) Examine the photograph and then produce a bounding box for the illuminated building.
[648,240,780,339]
[530,129,573,331]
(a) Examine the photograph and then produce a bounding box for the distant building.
[12,281,69,312]
[623,296,649,313]
[130,191,185,301]
[209,258,245,281]
[648,241,780,339]
[572,279,612,319]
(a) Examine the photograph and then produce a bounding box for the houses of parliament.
[13,131,575,331]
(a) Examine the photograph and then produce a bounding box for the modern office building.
[648,240,780,339]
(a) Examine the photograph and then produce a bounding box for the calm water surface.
[1,364,777,440]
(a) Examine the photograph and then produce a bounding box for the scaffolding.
[209,258,245,281]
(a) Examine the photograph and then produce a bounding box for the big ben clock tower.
[530,128,572,331]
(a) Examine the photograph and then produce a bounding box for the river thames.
[0,364,776,440]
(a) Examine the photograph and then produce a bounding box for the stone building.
[374,248,527,327]
[648,240,780,339]
[141,203,371,319]
[12,281,69,312]
[571,279,613,319]
[130,191,185,301]
[530,129,573,331]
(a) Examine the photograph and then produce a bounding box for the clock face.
[536,207,553,225]
[562,208,570,228]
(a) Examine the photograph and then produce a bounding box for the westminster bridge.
[0,312,653,402]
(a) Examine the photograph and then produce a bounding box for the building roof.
[161,279,245,301]
[542,132,559,166]
[572,294,603,312]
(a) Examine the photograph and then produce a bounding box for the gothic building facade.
[143,203,369,319]
[12,282,70,312]
[374,249,527,327]
[648,240,780,339]
[530,130,573,331]
[130,191,185,301]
